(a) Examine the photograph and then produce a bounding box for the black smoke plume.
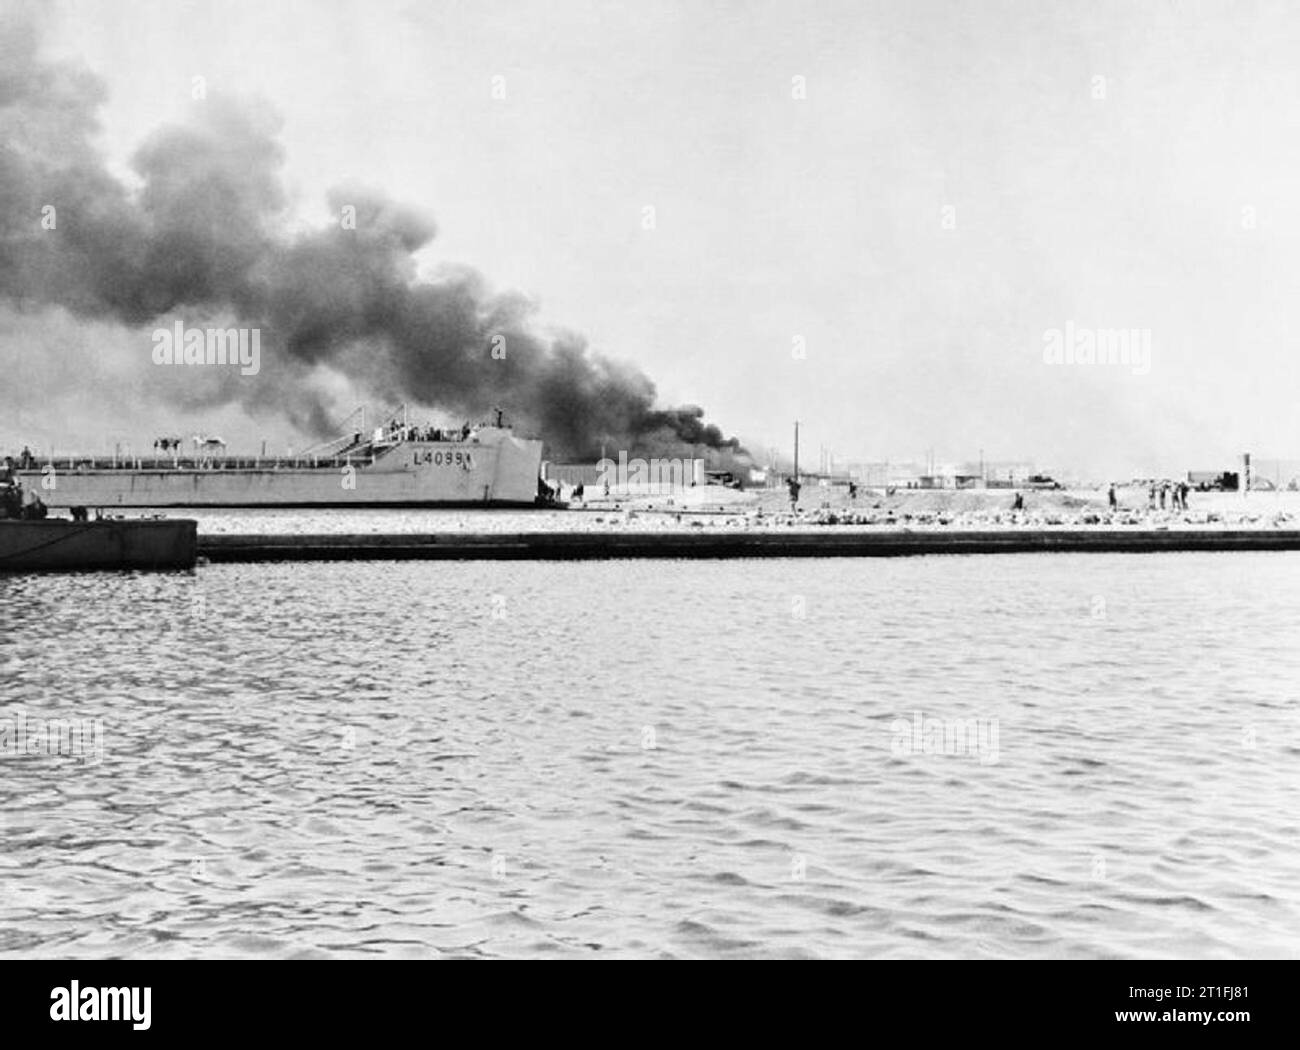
[0,17,742,461]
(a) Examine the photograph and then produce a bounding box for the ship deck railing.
[24,454,383,472]
[17,430,487,473]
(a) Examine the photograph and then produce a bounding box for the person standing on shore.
[1108,484,1117,511]
[787,477,802,511]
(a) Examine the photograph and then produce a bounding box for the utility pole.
[793,421,800,481]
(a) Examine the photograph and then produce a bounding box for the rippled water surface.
[2,552,1299,958]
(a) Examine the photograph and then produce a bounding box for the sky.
[5,0,1300,477]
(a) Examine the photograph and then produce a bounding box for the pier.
[197,528,1300,562]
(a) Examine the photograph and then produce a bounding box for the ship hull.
[16,432,545,509]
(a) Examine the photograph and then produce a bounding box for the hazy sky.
[11,0,1300,476]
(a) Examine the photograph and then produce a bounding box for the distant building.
[843,459,1035,489]
[980,461,1036,485]
[544,457,706,494]
[1187,470,1239,491]
[543,463,605,487]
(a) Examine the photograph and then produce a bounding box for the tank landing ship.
[11,411,546,509]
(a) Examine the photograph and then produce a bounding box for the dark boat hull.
[0,519,198,572]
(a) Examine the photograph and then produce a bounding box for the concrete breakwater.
[199,528,1300,561]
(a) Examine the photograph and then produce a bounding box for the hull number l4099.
[414,450,473,469]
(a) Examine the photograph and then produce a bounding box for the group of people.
[388,409,508,445]
[391,423,473,443]
[538,478,573,504]
[0,477,47,520]
[1104,481,1191,512]
[1147,480,1191,511]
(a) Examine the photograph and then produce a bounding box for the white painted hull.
[18,430,544,508]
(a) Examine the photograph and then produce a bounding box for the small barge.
[0,518,198,572]
[0,473,197,572]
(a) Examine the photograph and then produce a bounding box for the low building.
[544,457,706,494]
[1187,470,1239,491]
